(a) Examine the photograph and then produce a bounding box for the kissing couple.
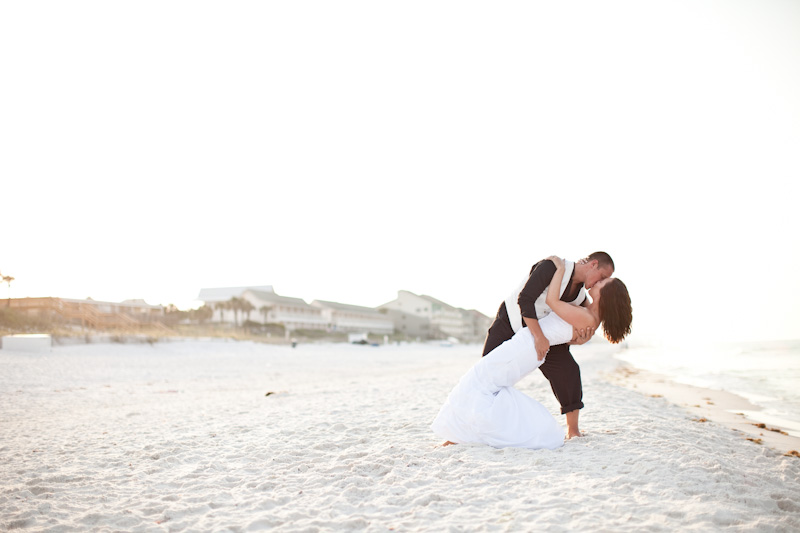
[431,252,632,449]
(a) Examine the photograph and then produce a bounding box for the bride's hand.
[546,255,565,269]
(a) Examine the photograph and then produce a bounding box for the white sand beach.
[2,339,799,531]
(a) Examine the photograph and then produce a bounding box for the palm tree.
[241,299,255,325]
[2,274,14,307]
[189,305,213,325]
[228,297,242,327]
[197,305,213,324]
[214,301,228,323]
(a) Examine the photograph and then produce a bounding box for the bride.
[431,255,632,449]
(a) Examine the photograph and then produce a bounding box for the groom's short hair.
[586,251,615,271]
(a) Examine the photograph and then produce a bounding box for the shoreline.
[604,361,800,456]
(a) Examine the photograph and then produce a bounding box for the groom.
[482,252,615,439]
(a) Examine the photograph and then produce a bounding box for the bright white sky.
[2,1,798,344]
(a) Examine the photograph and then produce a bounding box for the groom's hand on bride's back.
[534,335,550,361]
[571,326,596,346]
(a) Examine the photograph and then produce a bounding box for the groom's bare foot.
[441,440,457,447]
[565,410,582,440]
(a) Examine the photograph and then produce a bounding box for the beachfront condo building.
[377,290,490,341]
[310,300,394,335]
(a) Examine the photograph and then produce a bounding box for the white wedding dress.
[431,312,574,450]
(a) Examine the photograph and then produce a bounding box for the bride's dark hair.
[599,279,632,344]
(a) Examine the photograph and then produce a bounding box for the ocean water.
[614,338,800,437]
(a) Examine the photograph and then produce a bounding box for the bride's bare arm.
[544,256,595,331]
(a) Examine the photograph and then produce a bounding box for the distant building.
[196,286,274,305]
[377,290,490,341]
[242,289,326,331]
[417,293,473,340]
[378,308,430,340]
[463,308,493,342]
[6,297,165,330]
[197,286,326,331]
[311,300,394,335]
[195,285,489,340]
[197,285,273,325]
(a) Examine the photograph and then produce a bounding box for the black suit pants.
[482,315,584,415]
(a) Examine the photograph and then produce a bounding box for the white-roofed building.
[241,289,326,331]
[378,290,489,341]
[379,308,431,340]
[196,286,274,304]
[463,308,493,341]
[197,286,326,330]
[310,300,394,334]
[196,286,274,324]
